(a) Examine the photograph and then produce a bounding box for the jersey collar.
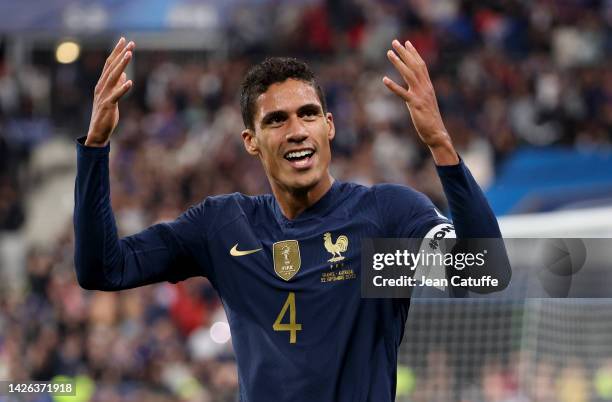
[271,180,342,225]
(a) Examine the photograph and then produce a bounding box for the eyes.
[270,111,317,124]
[300,107,320,119]
[262,105,322,128]
[268,115,285,125]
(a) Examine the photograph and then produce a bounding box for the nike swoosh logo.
[230,243,262,257]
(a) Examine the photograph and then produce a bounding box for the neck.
[271,174,334,220]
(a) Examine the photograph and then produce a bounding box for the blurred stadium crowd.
[0,0,611,401]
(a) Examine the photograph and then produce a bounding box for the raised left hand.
[383,40,458,164]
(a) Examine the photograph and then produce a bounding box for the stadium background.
[0,0,611,401]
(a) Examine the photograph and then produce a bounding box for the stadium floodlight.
[55,41,80,64]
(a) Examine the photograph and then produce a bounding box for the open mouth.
[284,149,315,169]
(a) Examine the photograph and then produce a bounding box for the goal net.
[397,207,612,402]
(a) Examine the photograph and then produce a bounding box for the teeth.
[286,150,313,159]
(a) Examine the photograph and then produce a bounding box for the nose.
[285,115,308,143]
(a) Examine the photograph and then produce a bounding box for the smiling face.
[242,78,335,196]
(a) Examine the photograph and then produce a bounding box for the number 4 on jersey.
[273,292,302,344]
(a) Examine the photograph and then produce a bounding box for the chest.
[207,214,380,294]
[204,212,389,347]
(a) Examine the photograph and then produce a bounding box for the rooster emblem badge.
[323,232,348,262]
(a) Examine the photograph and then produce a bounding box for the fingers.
[106,49,132,88]
[382,76,412,104]
[108,79,133,104]
[99,41,134,91]
[386,49,417,87]
[386,39,429,88]
[403,40,426,66]
[391,39,423,71]
[95,38,135,105]
[384,38,433,102]
[101,37,126,74]
[97,38,128,92]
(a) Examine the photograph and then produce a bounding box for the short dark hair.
[240,57,327,131]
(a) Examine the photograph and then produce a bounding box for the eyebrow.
[260,103,323,127]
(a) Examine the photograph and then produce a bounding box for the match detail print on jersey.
[230,244,263,257]
[273,240,301,281]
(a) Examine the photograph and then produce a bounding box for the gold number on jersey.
[273,292,302,344]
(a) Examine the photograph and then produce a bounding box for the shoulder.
[199,192,269,209]
[336,181,370,198]
[371,183,433,211]
[331,181,432,214]
[366,183,449,237]
[332,181,435,224]
[164,192,273,241]
[189,192,272,220]
[332,181,377,212]
[371,182,425,198]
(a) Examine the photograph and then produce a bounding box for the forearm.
[73,138,186,290]
[73,138,124,290]
[436,160,500,238]
[436,160,510,292]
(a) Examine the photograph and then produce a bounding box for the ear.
[242,129,259,156]
[325,112,335,141]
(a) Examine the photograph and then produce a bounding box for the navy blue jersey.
[74,138,505,402]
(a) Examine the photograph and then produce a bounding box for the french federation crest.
[273,240,301,281]
[323,232,349,262]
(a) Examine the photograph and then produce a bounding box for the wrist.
[428,138,459,166]
[84,135,110,148]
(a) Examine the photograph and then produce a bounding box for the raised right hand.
[85,37,135,147]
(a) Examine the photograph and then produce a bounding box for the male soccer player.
[74,37,509,401]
